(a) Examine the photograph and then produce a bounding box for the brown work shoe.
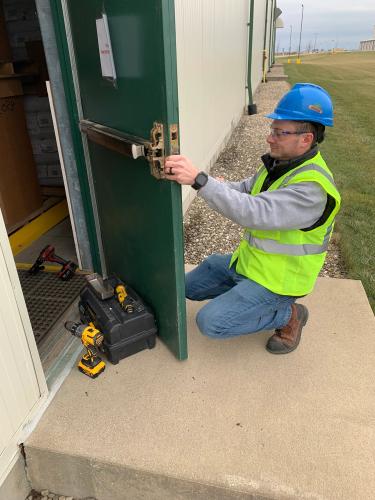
[266,303,309,354]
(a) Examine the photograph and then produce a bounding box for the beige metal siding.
[175,0,249,209]
[0,212,47,485]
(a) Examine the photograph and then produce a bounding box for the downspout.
[270,0,276,65]
[272,12,276,64]
[262,0,269,82]
[247,0,257,114]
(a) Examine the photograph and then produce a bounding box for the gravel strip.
[183,81,347,279]
[26,490,94,500]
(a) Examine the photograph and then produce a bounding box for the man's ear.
[302,132,314,147]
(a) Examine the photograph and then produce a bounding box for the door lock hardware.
[169,124,180,155]
[80,120,169,179]
[145,122,165,179]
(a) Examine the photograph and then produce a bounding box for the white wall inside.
[174,0,249,211]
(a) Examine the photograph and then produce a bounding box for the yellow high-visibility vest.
[230,152,341,296]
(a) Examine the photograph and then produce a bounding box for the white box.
[24,96,50,113]
[37,111,53,128]
[47,164,62,178]
[36,165,48,178]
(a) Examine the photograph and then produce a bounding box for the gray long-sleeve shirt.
[198,175,327,231]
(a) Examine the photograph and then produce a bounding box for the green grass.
[284,52,375,311]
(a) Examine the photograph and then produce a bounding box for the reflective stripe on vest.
[280,164,337,189]
[244,222,333,256]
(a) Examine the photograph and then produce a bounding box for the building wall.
[174,0,249,210]
[360,39,375,51]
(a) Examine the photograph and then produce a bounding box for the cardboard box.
[38,177,64,187]
[24,95,50,112]
[3,5,36,23]
[36,164,48,178]
[0,2,12,61]
[47,164,61,177]
[37,110,53,127]
[33,152,59,165]
[24,40,49,96]
[0,77,42,230]
[31,137,57,155]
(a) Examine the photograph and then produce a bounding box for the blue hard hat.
[266,83,334,127]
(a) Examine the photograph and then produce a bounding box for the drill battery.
[78,275,157,365]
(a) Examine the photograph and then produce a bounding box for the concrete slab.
[267,65,288,82]
[266,75,288,82]
[25,277,375,500]
[0,454,30,500]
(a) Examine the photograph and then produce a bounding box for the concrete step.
[25,277,375,500]
[266,74,289,82]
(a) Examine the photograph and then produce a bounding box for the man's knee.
[196,306,223,338]
[185,254,227,300]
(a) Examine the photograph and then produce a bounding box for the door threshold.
[37,297,82,385]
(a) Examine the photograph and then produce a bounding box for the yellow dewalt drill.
[115,284,135,313]
[64,321,106,378]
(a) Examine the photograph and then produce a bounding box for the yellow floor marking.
[9,200,69,256]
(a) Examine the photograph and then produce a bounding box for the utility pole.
[297,3,304,63]
[313,33,318,52]
[289,24,293,55]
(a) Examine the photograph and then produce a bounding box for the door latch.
[80,120,178,179]
[145,122,165,179]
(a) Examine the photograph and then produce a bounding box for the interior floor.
[14,217,77,265]
[12,216,86,377]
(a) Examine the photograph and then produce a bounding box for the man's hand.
[164,155,200,185]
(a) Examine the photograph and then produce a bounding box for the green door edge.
[161,0,188,359]
[49,0,188,360]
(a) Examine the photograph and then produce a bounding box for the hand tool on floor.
[64,321,106,378]
[115,283,135,313]
[29,245,77,280]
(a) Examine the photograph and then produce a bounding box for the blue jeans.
[186,254,296,339]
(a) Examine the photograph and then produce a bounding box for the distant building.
[360,26,375,51]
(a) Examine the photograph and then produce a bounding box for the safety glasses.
[269,127,307,138]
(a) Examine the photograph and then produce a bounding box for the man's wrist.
[192,171,209,190]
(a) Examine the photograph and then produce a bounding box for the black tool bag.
[79,276,157,364]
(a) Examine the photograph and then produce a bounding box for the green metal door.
[51,0,187,359]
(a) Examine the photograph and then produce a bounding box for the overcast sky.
[276,0,375,52]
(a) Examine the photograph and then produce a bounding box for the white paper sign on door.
[96,13,117,82]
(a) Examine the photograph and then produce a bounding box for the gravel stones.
[26,491,95,500]
[183,81,347,279]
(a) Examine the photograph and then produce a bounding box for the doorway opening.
[0,0,91,383]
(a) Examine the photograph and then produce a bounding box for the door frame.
[0,212,48,486]
[50,0,103,273]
